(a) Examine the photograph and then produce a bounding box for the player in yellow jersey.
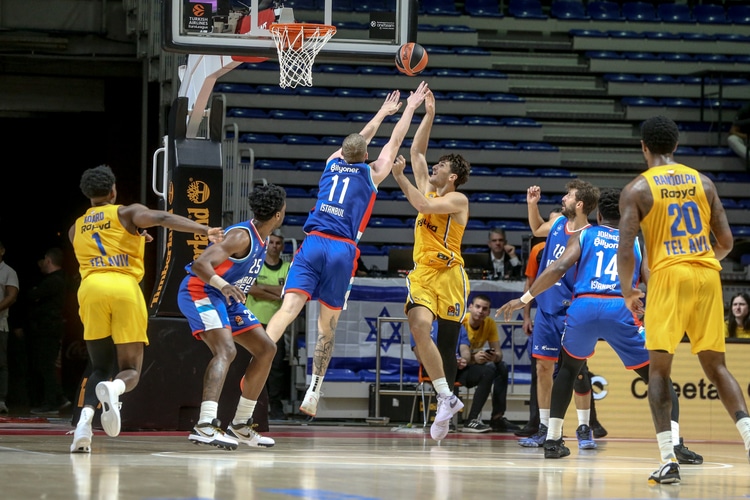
[68,164,223,453]
[391,89,471,442]
[618,116,750,483]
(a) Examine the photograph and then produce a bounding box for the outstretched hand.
[527,185,541,205]
[379,90,402,116]
[406,81,429,109]
[495,298,525,322]
[392,154,407,176]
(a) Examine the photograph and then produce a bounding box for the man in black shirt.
[28,247,71,415]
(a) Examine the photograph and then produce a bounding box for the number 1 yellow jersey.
[72,204,146,282]
[640,164,720,273]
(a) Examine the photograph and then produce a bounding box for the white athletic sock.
[671,420,680,446]
[656,430,676,462]
[198,401,218,425]
[309,374,324,394]
[577,409,590,427]
[540,409,550,428]
[736,416,750,450]
[432,378,452,397]
[547,417,564,440]
[232,396,257,426]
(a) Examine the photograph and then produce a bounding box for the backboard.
[164,0,418,61]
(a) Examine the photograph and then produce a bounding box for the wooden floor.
[1,417,749,500]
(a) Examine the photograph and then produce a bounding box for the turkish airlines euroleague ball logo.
[187,179,210,204]
[192,3,206,17]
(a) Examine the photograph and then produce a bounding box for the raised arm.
[327,90,403,164]
[527,186,551,237]
[369,81,429,186]
[410,89,436,194]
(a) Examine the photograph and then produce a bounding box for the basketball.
[395,42,428,77]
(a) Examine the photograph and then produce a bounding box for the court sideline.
[1,417,749,499]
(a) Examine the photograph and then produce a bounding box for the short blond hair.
[342,133,367,163]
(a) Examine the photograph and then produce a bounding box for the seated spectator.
[728,101,749,166]
[725,292,750,339]
[484,227,523,280]
[461,293,521,432]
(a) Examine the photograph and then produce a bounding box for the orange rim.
[269,22,336,40]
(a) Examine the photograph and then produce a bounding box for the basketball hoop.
[269,23,336,89]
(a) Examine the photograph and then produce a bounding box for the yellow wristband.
[209,275,230,290]
[520,291,534,304]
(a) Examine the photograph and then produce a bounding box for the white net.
[269,24,336,88]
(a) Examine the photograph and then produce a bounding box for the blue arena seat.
[268,109,307,120]
[308,111,348,121]
[587,0,624,21]
[478,141,519,150]
[586,50,624,59]
[470,166,496,175]
[621,97,660,107]
[239,133,283,143]
[500,117,540,127]
[466,219,490,229]
[727,5,750,24]
[660,53,695,62]
[333,88,373,98]
[434,115,464,124]
[696,53,733,63]
[657,3,693,23]
[440,139,480,149]
[508,0,547,19]
[358,66,398,75]
[213,83,256,93]
[486,93,524,102]
[496,167,535,176]
[254,159,297,170]
[624,52,659,61]
[678,32,716,41]
[644,31,681,40]
[643,74,680,84]
[535,168,575,177]
[519,142,558,151]
[464,0,503,17]
[226,108,267,118]
[699,147,735,156]
[607,30,644,39]
[422,0,461,15]
[282,135,322,145]
[551,1,590,20]
[693,4,729,24]
[296,161,326,171]
[674,146,699,156]
[297,87,334,97]
[660,98,699,108]
[569,28,608,38]
[464,116,499,126]
[603,73,643,82]
[621,1,659,22]
[469,69,508,79]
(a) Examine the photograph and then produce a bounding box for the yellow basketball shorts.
[405,264,469,322]
[78,272,149,345]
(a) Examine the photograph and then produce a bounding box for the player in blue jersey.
[497,188,703,463]
[177,184,286,450]
[264,82,429,417]
[499,181,600,449]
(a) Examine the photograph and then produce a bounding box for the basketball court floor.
[1,417,749,499]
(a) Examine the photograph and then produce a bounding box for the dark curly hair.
[641,115,679,155]
[441,153,471,188]
[249,183,286,222]
[80,164,116,199]
[566,179,600,216]
[727,292,750,338]
[597,188,621,221]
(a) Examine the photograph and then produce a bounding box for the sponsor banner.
[580,340,750,442]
